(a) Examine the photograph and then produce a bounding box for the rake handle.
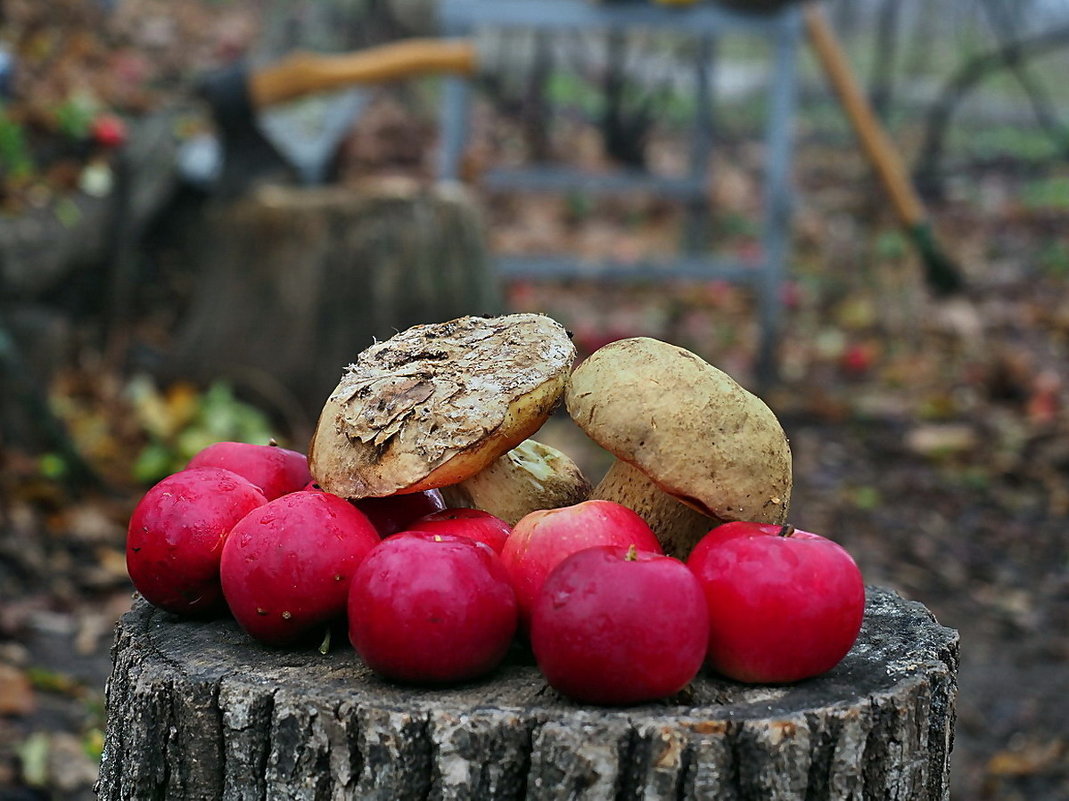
[803,2,927,228]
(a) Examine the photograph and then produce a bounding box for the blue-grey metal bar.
[482,166,706,198]
[438,0,803,386]
[496,255,765,283]
[441,0,796,35]
[755,7,803,386]
[683,35,715,256]
[438,8,471,182]
[438,76,471,182]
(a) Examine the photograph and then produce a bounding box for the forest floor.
[2,170,1068,799]
[2,2,1069,799]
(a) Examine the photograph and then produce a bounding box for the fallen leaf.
[905,424,979,458]
[0,663,36,716]
[987,738,1065,776]
[48,731,101,792]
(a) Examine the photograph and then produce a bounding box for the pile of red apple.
[126,439,865,705]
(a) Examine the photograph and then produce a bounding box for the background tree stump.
[98,586,958,800]
[169,178,499,423]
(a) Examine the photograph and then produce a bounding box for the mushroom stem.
[440,438,591,526]
[591,460,720,559]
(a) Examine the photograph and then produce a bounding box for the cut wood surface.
[98,585,957,801]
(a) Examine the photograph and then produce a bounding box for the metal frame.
[437,0,802,385]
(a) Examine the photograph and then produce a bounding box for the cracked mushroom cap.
[309,314,576,499]
[565,337,792,524]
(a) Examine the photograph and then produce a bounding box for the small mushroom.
[565,337,792,559]
[439,438,592,525]
[309,314,576,499]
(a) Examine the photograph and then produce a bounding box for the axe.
[194,39,477,197]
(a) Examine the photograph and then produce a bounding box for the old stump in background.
[170,178,498,424]
[97,586,958,800]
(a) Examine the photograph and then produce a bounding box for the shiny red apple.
[220,490,380,646]
[686,522,866,684]
[348,532,517,684]
[402,508,511,553]
[126,467,267,616]
[500,500,663,628]
[186,441,311,500]
[531,545,708,705]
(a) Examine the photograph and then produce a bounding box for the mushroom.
[564,337,792,559]
[308,314,576,500]
[439,437,592,525]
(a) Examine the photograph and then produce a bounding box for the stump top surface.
[122,585,956,724]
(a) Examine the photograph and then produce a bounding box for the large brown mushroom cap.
[566,337,792,526]
[309,314,575,499]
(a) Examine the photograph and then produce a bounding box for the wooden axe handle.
[803,3,927,227]
[249,38,478,109]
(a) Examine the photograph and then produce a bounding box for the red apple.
[402,508,511,553]
[220,490,380,646]
[531,545,708,705]
[352,489,446,537]
[348,532,517,684]
[686,522,866,684]
[91,113,127,148]
[500,500,663,628]
[126,467,267,616]
[839,342,877,376]
[186,441,311,500]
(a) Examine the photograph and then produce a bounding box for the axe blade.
[197,62,296,198]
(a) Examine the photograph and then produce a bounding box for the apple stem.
[318,627,331,655]
[625,544,638,561]
[777,525,796,538]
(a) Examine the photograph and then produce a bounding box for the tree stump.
[169,178,499,421]
[98,586,957,800]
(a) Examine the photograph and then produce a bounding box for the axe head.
[197,63,297,198]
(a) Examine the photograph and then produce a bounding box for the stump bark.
[170,178,499,420]
[98,586,957,801]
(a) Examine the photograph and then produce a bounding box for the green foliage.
[127,377,278,484]
[564,189,593,221]
[0,106,33,179]
[545,70,603,117]
[1039,240,1069,276]
[849,485,882,511]
[54,96,96,139]
[1020,175,1069,211]
[874,230,909,261]
[953,125,1060,163]
[716,210,758,239]
[17,732,50,788]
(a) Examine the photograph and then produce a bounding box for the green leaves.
[0,105,33,179]
[127,377,278,484]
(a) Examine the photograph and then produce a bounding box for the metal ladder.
[437,0,803,385]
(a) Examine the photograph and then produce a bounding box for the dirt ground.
[2,274,1068,800]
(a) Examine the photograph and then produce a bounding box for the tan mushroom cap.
[309,314,576,499]
[565,337,791,524]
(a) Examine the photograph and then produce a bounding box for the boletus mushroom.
[565,337,792,559]
[309,314,576,500]
[439,437,592,525]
